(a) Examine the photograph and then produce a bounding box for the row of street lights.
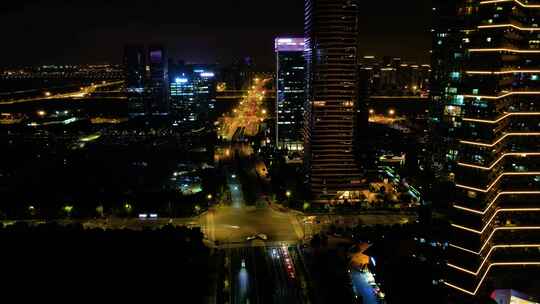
[369,108,396,116]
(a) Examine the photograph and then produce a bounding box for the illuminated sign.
[175,77,188,83]
[275,37,305,52]
[200,72,215,78]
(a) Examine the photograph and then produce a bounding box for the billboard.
[275,37,305,52]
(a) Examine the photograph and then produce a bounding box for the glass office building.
[169,65,216,121]
[275,37,306,151]
[304,0,363,202]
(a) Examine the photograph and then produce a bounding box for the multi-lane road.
[0,80,124,104]
[216,91,310,304]
[219,78,269,141]
[229,244,309,304]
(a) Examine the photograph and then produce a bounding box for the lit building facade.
[147,45,169,114]
[124,45,169,115]
[275,37,306,151]
[430,0,470,176]
[169,64,216,121]
[304,0,363,202]
[192,67,217,119]
[170,74,194,119]
[443,0,540,298]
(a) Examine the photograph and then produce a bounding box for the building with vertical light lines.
[304,0,364,202]
[442,0,540,299]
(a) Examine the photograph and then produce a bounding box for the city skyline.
[2,0,540,303]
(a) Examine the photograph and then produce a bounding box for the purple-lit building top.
[275,38,305,52]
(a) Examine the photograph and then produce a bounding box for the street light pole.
[286,190,291,207]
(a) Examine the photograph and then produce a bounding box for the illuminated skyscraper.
[169,63,217,121]
[124,45,146,115]
[275,37,306,151]
[124,45,169,115]
[442,0,540,298]
[304,0,363,202]
[430,0,470,176]
[147,45,169,114]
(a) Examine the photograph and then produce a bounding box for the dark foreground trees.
[0,222,214,303]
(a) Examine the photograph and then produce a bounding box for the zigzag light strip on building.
[462,112,540,124]
[449,226,540,257]
[459,132,540,147]
[462,91,540,100]
[480,0,540,8]
[444,262,540,296]
[451,208,540,234]
[469,48,540,53]
[456,171,540,192]
[466,69,540,74]
[448,244,540,275]
[478,24,540,31]
[444,0,540,296]
[458,152,540,170]
[454,191,540,214]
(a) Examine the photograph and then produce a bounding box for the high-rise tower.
[124,45,146,115]
[275,37,306,151]
[443,0,540,298]
[147,45,169,114]
[124,45,169,115]
[304,0,363,202]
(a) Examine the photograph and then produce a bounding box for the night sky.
[0,0,432,68]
